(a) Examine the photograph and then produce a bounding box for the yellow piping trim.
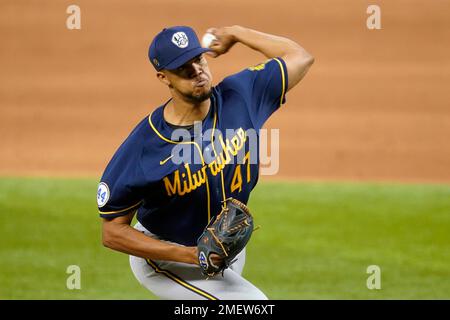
[99,200,143,215]
[210,109,227,205]
[273,58,286,107]
[148,115,204,164]
[146,259,217,300]
[148,113,211,222]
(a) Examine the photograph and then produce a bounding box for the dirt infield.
[1,0,449,182]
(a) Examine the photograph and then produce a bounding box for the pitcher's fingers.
[205,51,219,58]
[205,27,218,35]
[210,39,220,47]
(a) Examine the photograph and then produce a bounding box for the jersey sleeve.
[97,127,145,219]
[222,57,288,129]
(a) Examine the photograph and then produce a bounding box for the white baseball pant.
[129,222,268,300]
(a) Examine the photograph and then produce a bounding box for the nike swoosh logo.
[159,155,174,165]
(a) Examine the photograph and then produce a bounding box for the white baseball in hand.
[201,33,217,48]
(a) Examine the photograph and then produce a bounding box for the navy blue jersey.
[97,57,288,246]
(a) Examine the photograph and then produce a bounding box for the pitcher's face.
[159,54,213,103]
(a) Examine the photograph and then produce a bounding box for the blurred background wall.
[1,0,449,182]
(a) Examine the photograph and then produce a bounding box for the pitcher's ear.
[156,71,171,87]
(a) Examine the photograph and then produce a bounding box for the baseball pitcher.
[97,25,314,300]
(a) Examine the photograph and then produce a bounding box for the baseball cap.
[149,26,211,71]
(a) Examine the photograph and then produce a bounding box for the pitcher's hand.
[205,26,239,58]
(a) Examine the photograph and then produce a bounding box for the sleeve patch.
[247,62,267,71]
[97,182,110,208]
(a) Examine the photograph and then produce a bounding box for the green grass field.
[0,177,449,299]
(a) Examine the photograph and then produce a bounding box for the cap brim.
[164,47,212,71]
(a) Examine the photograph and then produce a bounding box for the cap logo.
[152,58,159,66]
[171,32,189,48]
